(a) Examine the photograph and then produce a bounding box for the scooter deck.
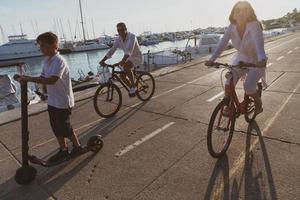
[29,146,91,167]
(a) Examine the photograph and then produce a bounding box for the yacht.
[140,36,160,46]
[0,34,42,61]
[185,34,231,58]
[71,40,109,52]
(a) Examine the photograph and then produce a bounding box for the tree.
[293,8,298,14]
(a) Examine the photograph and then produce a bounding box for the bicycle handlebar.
[100,63,119,68]
[208,61,257,69]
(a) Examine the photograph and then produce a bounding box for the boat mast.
[0,24,7,44]
[79,0,86,42]
[68,19,74,42]
[92,18,96,39]
[19,22,24,36]
[35,20,39,35]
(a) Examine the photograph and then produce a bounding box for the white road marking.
[115,122,175,157]
[287,50,293,54]
[267,63,273,68]
[206,91,224,102]
[276,56,284,61]
[266,37,300,51]
[295,47,299,50]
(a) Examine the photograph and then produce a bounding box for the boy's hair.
[116,22,127,30]
[36,32,58,45]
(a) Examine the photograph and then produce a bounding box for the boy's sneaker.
[47,149,70,163]
[70,146,84,158]
[128,87,137,97]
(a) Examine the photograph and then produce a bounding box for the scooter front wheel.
[87,135,104,153]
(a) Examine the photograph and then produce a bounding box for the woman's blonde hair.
[229,1,263,29]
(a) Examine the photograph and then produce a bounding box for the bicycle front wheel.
[136,72,155,101]
[93,83,122,118]
[207,100,236,158]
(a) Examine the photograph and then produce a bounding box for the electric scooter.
[13,74,103,185]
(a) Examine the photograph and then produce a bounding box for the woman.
[205,1,267,115]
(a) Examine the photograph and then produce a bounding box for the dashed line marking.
[206,91,224,102]
[267,63,273,68]
[276,56,284,61]
[115,122,175,157]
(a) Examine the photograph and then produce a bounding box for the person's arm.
[251,21,267,67]
[30,58,65,84]
[40,65,47,92]
[119,54,130,66]
[208,25,233,62]
[104,39,119,59]
[99,40,118,65]
[18,75,59,85]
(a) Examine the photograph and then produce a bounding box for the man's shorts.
[48,105,73,138]
[127,56,143,68]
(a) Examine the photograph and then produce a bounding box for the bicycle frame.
[227,71,245,115]
[104,65,139,92]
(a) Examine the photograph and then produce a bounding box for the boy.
[17,32,82,163]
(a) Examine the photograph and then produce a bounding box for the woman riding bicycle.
[205,1,267,115]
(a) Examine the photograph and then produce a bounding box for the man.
[99,22,143,97]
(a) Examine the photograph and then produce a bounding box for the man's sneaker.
[128,87,137,97]
[47,149,70,163]
[70,146,84,158]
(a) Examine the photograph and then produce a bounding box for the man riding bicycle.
[99,22,143,97]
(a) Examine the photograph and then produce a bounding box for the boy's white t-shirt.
[41,52,74,109]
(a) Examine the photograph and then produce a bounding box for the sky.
[0,0,299,43]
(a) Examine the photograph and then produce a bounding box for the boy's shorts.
[48,105,73,138]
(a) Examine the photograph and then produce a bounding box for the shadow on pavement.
[0,102,146,200]
[204,155,230,200]
[204,120,278,200]
[244,120,278,200]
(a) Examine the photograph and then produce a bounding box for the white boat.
[98,35,114,47]
[72,40,109,52]
[185,34,230,58]
[0,35,42,61]
[143,50,185,66]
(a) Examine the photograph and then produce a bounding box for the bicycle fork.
[106,85,114,102]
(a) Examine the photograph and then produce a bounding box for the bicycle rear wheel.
[207,100,236,158]
[93,83,122,118]
[136,72,155,101]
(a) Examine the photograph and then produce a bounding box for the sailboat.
[71,0,109,52]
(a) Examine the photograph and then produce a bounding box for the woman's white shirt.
[209,21,267,65]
